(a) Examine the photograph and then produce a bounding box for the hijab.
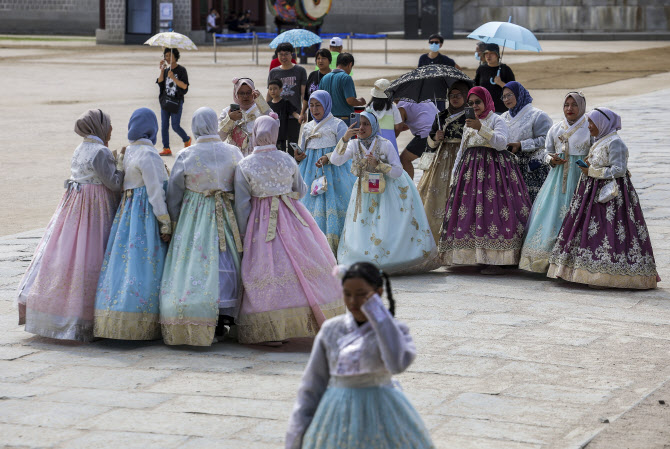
[447,81,469,114]
[127,108,158,145]
[504,81,533,118]
[191,107,220,139]
[252,115,279,147]
[359,111,379,149]
[309,90,332,123]
[564,91,587,125]
[232,77,256,110]
[586,107,622,141]
[74,108,111,142]
[467,86,495,120]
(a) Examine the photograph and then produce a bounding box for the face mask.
[474,52,480,61]
[429,43,440,52]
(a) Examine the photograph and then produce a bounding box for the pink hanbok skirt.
[17,183,119,341]
[237,195,345,344]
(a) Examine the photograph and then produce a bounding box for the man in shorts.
[397,100,439,179]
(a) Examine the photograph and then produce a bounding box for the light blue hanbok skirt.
[159,190,241,346]
[337,172,436,274]
[302,385,435,449]
[300,145,356,253]
[519,154,583,273]
[94,185,168,340]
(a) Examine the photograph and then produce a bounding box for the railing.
[213,32,389,65]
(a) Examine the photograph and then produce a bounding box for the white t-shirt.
[369,103,402,130]
[207,14,217,30]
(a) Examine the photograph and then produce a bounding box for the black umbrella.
[385,64,474,103]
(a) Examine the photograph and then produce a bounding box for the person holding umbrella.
[473,44,515,114]
[157,48,191,156]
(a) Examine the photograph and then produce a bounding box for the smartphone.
[290,142,303,155]
[350,112,361,127]
[464,107,476,120]
[229,104,241,112]
[575,159,588,168]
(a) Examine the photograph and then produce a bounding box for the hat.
[370,79,391,99]
[330,37,343,47]
[484,43,500,56]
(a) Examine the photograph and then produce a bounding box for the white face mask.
[429,43,440,52]
[474,52,480,61]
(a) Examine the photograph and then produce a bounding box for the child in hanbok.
[234,116,345,345]
[438,87,531,274]
[418,81,469,242]
[548,107,659,289]
[501,81,553,203]
[16,109,124,342]
[218,77,271,156]
[519,92,591,273]
[160,107,244,346]
[296,90,355,253]
[94,108,171,340]
[322,112,436,274]
[286,262,435,449]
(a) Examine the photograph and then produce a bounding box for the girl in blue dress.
[295,90,355,253]
[94,108,171,340]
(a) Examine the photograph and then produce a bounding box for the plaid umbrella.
[385,65,474,103]
[269,29,321,49]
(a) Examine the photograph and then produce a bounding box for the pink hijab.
[252,115,280,147]
[586,107,622,141]
[467,86,495,120]
[232,77,256,110]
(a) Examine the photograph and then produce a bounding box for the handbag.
[417,151,435,171]
[598,179,619,203]
[362,172,386,194]
[160,95,180,114]
[310,166,328,196]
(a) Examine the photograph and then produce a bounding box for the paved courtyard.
[1,40,670,448]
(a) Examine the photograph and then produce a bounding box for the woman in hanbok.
[323,112,436,274]
[519,92,591,273]
[94,108,171,340]
[417,81,469,242]
[366,78,403,153]
[160,107,244,346]
[547,107,659,289]
[16,109,124,342]
[501,81,553,203]
[234,115,345,345]
[438,87,531,274]
[218,77,271,156]
[296,90,355,253]
[286,262,435,449]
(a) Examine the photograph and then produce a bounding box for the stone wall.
[0,0,99,35]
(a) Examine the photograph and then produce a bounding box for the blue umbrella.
[269,29,322,49]
[468,17,542,84]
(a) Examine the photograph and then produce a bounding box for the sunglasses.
[429,41,440,45]
[467,100,483,106]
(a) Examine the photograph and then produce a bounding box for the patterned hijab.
[309,90,332,123]
[467,87,495,120]
[564,91,587,125]
[127,108,158,145]
[232,77,256,111]
[359,111,379,149]
[586,107,622,141]
[504,81,533,118]
[252,115,280,147]
[191,107,220,139]
[74,109,111,142]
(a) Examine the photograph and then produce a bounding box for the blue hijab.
[359,110,380,149]
[309,90,332,123]
[504,81,533,118]
[127,108,158,145]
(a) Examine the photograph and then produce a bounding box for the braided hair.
[341,262,395,316]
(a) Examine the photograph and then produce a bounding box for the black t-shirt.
[418,53,456,67]
[304,70,329,122]
[269,99,297,140]
[157,65,189,103]
[473,64,515,113]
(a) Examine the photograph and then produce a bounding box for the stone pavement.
[1,91,670,449]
